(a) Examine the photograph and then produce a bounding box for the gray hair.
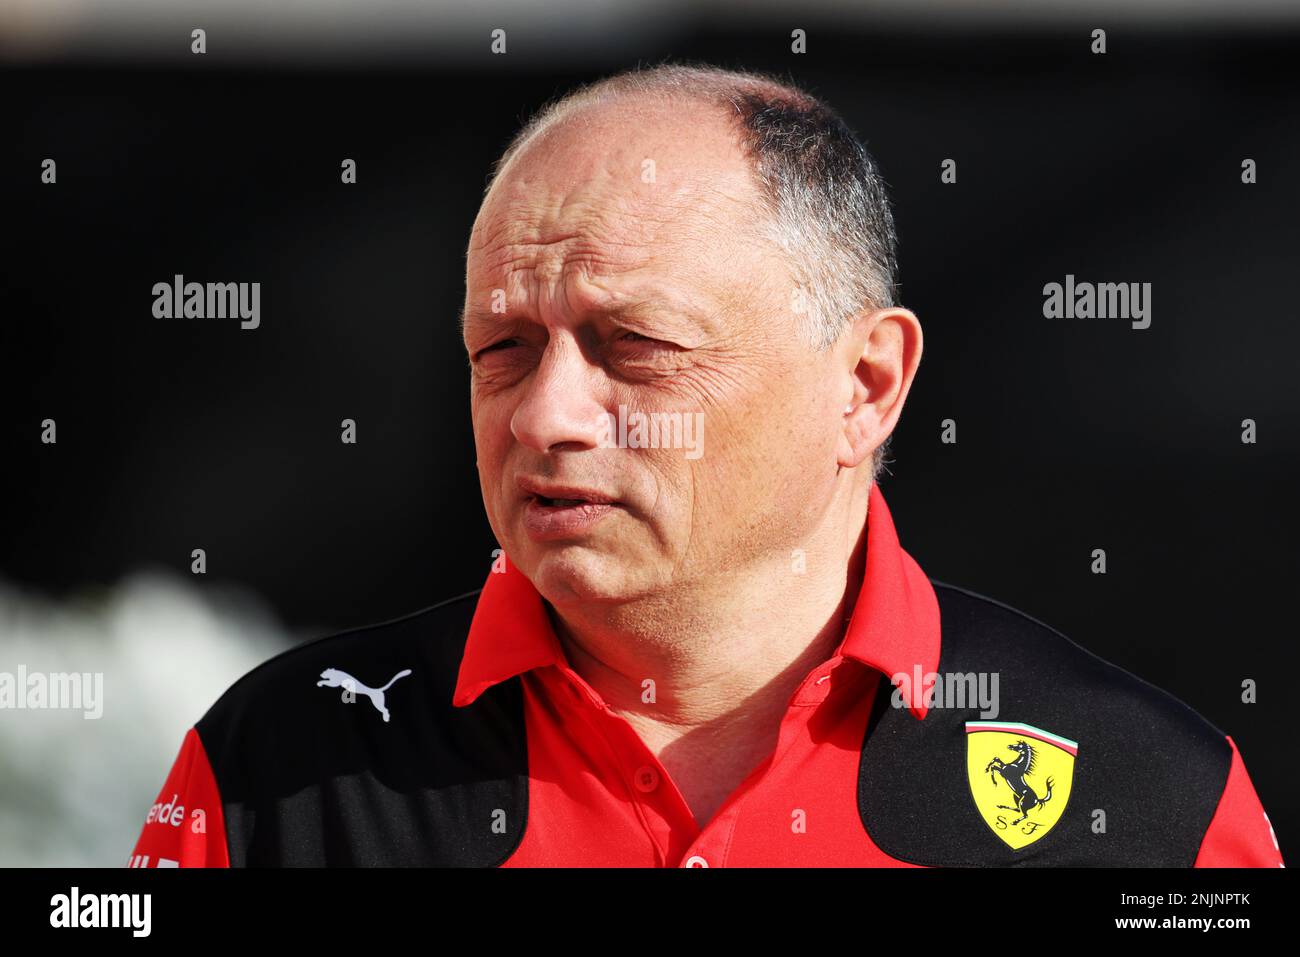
[483,61,899,483]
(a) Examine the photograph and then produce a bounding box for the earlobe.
[837,405,876,469]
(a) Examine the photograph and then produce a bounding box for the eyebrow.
[460,292,717,339]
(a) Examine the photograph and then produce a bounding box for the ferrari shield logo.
[965,721,1077,850]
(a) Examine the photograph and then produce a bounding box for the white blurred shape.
[0,570,292,867]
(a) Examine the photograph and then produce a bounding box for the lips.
[516,477,622,541]
[516,477,618,507]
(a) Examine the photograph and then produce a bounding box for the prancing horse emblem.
[965,721,1077,850]
[985,740,1054,825]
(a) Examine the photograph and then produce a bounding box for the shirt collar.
[452,482,941,720]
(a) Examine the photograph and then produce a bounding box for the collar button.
[633,765,660,792]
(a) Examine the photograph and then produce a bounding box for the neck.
[547,479,873,737]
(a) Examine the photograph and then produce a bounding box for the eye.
[475,338,518,358]
[617,330,657,344]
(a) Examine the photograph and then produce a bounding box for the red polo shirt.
[449,483,1284,867]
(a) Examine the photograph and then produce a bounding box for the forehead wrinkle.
[465,246,645,335]
[481,140,759,265]
[474,210,650,283]
[467,126,771,341]
[468,210,740,338]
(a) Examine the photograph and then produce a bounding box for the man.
[129,63,1284,867]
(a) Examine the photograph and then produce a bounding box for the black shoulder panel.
[194,591,529,866]
[858,581,1231,866]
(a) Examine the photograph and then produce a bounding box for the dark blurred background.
[1,1,1296,864]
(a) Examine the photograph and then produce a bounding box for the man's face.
[463,98,852,607]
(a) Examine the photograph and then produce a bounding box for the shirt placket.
[544,666,702,865]
[547,655,855,867]
[673,656,853,867]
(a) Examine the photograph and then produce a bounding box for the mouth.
[517,477,619,507]
[533,495,597,508]
[517,479,623,540]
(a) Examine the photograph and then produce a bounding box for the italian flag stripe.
[965,721,1079,756]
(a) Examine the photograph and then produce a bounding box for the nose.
[510,334,610,454]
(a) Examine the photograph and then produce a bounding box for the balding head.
[484,65,901,342]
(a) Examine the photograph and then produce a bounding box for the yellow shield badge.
[965,721,1077,850]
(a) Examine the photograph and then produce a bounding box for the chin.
[524,545,642,607]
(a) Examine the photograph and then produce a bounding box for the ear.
[836,306,923,469]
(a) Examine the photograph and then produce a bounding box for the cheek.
[471,402,516,503]
[698,388,837,507]
[471,391,515,447]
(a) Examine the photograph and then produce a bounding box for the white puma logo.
[316,668,412,723]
